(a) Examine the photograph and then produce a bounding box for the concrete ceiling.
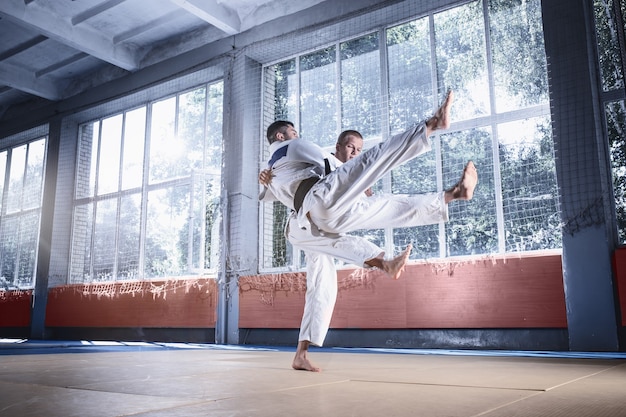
[0,0,328,122]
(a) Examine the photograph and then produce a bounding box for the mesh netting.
[52,277,215,301]
[257,0,561,272]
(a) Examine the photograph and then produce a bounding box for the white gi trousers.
[290,191,448,347]
[289,121,450,347]
[300,122,443,234]
[286,213,380,346]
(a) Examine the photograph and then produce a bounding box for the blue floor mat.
[1,338,625,359]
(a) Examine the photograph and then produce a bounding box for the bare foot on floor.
[427,90,454,133]
[381,244,412,280]
[448,161,478,201]
[292,356,321,372]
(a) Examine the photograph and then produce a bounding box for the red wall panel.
[239,253,567,329]
[0,290,32,327]
[612,248,626,326]
[45,278,217,328]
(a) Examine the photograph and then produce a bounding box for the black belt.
[293,177,320,212]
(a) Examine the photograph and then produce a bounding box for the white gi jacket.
[258,139,339,211]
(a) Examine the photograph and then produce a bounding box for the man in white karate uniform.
[259,91,477,371]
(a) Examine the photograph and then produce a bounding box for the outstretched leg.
[445,161,478,203]
[365,244,412,280]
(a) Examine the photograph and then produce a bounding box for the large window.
[594,0,626,244]
[0,138,47,289]
[71,81,223,283]
[261,0,559,270]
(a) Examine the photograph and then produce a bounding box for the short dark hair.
[266,120,294,144]
[337,129,363,146]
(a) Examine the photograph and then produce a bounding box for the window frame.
[70,81,224,283]
[259,0,560,272]
[0,135,48,290]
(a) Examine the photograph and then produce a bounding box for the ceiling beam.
[35,52,88,77]
[0,61,62,100]
[71,0,128,26]
[0,0,138,71]
[114,9,187,44]
[169,0,240,35]
[0,35,47,61]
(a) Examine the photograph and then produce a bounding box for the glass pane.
[607,100,626,244]
[341,32,382,139]
[593,0,625,91]
[6,145,26,214]
[122,107,146,190]
[117,193,141,280]
[262,201,290,269]
[178,87,207,175]
[204,180,221,270]
[442,128,498,256]
[300,46,337,147]
[98,114,123,195]
[489,0,549,112]
[623,0,626,32]
[16,211,39,287]
[434,0,490,120]
[93,198,117,281]
[191,179,205,270]
[394,223,440,260]
[0,216,18,286]
[387,18,433,135]
[391,149,437,195]
[70,203,93,283]
[76,122,99,198]
[271,60,297,122]
[0,151,7,213]
[499,117,561,251]
[149,97,176,183]
[145,186,189,277]
[206,81,224,171]
[23,138,46,210]
[205,83,223,268]
[391,148,440,259]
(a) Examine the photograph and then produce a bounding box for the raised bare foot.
[427,90,454,133]
[446,161,478,202]
[292,356,321,372]
[381,244,412,280]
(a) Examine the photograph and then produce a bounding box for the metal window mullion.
[259,67,269,270]
[88,121,105,282]
[113,112,127,281]
[482,0,506,253]
[0,150,10,273]
[138,104,153,280]
[336,42,342,137]
[11,143,31,283]
[199,83,209,270]
[188,171,196,273]
[295,57,301,138]
[379,28,394,254]
[491,122,506,253]
[613,0,626,87]
[0,149,12,275]
[293,56,303,269]
[428,12,447,258]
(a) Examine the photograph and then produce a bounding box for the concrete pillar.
[542,0,620,350]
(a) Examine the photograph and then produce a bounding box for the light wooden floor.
[0,341,625,417]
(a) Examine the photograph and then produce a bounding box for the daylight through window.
[261,0,560,271]
[0,138,46,289]
[71,81,223,283]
